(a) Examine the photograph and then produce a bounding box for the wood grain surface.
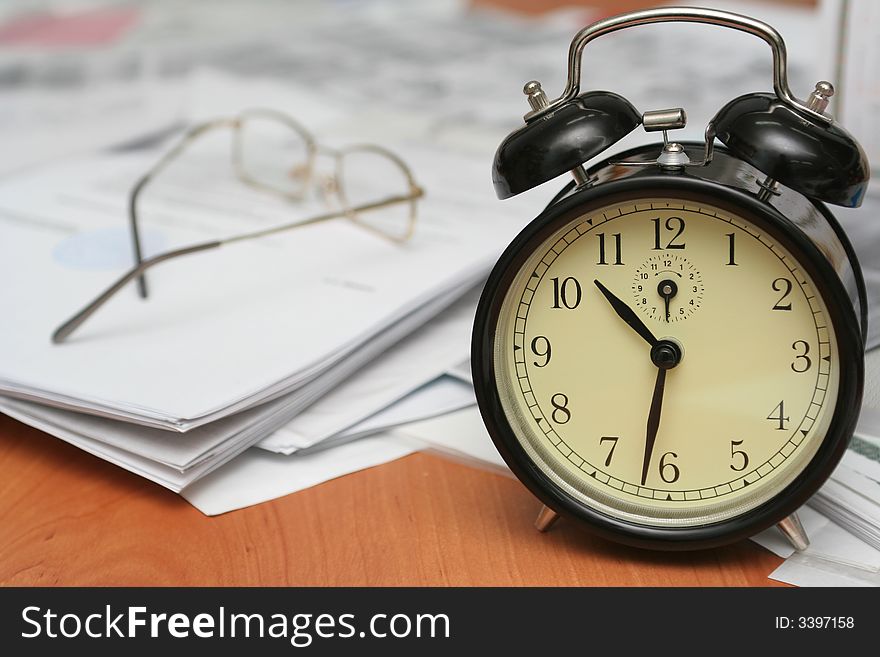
[0,416,785,586]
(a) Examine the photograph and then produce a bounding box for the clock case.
[472,143,867,550]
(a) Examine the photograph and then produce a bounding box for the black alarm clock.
[472,6,870,551]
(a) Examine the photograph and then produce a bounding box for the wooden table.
[0,415,784,586]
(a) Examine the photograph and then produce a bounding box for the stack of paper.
[0,138,489,427]
[0,290,478,491]
[0,69,544,499]
[803,349,880,552]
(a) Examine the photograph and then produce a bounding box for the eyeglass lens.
[336,146,416,242]
[234,112,314,198]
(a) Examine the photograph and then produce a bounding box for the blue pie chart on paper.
[53,226,166,271]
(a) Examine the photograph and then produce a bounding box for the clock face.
[492,195,840,528]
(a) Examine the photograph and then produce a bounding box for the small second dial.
[632,254,704,323]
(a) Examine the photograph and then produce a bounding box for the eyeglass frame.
[52,107,425,344]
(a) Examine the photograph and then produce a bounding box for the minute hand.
[594,280,658,347]
[641,367,667,486]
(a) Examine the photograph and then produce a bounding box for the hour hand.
[594,279,658,347]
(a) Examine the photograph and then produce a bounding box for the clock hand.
[657,279,678,323]
[641,367,666,486]
[594,278,681,485]
[641,341,682,486]
[594,279,658,347]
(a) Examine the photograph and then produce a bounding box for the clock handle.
[528,6,828,125]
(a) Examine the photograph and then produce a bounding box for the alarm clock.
[472,6,870,550]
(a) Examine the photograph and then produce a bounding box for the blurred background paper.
[835,0,880,173]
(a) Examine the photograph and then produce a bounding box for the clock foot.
[534,505,560,532]
[777,512,810,551]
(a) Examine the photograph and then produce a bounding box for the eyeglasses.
[52,108,425,344]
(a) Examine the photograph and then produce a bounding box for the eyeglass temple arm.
[54,187,424,344]
[129,119,239,299]
[222,188,424,245]
[52,241,221,344]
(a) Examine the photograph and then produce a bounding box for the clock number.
[599,436,619,467]
[767,400,790,430]
[530,336,552,368]
[597,233,623,265]
[659,452,680,483]
[791,340,812,373]
[551,277,582,309]
[652,217,686,250]
[550,393,571,424]
[725,233,738,266]
[772,277,793,311]
[730,440,749,472]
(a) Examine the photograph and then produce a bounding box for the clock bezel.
[472,173,864,550]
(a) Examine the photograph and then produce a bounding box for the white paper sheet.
[771,555,880,586]
[769,518,880,586]
[0,153,494,428]
[293,375,476,455]
[257,287,478,453]
[445,358,472,384]
[809,469,880,551]
[180,375,473,514]
[0,399,246,491]
[0,282,476,469]
[0,81,185,177]
[0,279,472,489]
[181,435,416,516]
[0,71,543,431]
[393,406,510,475]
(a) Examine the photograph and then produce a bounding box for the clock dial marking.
[496,197,839,527]
[633,254,704,323]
